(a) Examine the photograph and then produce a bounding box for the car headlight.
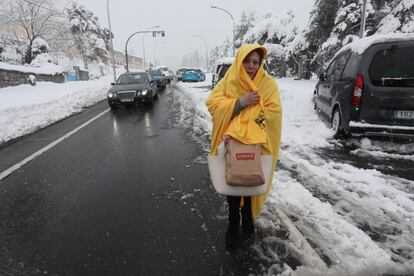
[108,92,114,98]
[141,89,148,96]
[136,91,141,96]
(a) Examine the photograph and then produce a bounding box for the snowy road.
[0,74,413,275]
[0,83,270,275]
[175,77,414,275]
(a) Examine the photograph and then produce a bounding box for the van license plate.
[394,111,414,119]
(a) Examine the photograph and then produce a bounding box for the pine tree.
[305,0,339,58]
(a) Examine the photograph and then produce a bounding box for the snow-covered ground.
[1,72,413,275]
[175,74,414,275]
[0,75,112,144]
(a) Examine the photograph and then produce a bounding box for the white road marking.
[0,109,110,181]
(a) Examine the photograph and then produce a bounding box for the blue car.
[194,69,205,81]
[182,69,206,82]
[181,70,200,82]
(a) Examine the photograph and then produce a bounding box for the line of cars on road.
[107,34,413,140]
[107,67,173,108]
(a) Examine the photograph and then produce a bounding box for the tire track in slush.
[279,143,414,264]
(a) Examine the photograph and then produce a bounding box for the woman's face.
[243,51,261,79]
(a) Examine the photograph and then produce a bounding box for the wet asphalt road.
[0,85,259,276]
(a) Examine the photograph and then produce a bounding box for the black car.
[107,72,158,108]
[314,35,414,139]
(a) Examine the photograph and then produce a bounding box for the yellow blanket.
[205,44,282,218]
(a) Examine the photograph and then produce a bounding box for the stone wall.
[0,68,65,88]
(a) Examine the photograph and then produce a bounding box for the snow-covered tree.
[377,0,414,34]
[0,0,63,64]
[66,2,112,69]
[31,37,49,59]
[286,31,311,79]
[234,11,256,49]
[304,0,414,73]
[241,11,299,77]
[209,37,233,63]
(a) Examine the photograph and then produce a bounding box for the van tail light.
[352,74,364,106]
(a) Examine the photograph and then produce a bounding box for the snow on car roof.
[335,33,414,58]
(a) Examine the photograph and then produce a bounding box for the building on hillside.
[113,50,143,69]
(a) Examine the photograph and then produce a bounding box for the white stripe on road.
[0,109,110,181]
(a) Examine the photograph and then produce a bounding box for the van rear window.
[369,46,414,87]
[218,64,231,79]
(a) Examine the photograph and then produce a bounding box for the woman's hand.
[240,91,260,107]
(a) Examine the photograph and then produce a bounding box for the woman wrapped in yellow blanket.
[205,44,282,247]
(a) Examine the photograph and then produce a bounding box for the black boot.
[241,197,255,242]
[226,196,241,248]
[225,223,239,248]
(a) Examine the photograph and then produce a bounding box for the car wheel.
[331,108,347,139]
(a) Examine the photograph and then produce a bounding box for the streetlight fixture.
[125,30,165,72]
[192,34,208,71]
[153,42,166,68]
[142,25,161,69]
[106,0,116,82]
[211,5,235,56]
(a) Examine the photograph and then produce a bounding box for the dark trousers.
[227,196,252,226]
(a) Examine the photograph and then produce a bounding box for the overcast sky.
[75,0,315,71]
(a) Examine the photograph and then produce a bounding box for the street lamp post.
[192,34,208,71]
[142,25,160,70]
[106,0,117,82]
[125,30,165,72]
[360,0,367,38]
[211,5,235,56]
[153,42,166,67]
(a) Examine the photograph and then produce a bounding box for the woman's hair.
[246,48,265,64]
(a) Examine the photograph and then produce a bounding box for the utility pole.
[360,0,367,38]
[106,0,117,82]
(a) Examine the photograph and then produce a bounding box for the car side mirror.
[111,82,115,86]
[319,73,327,81]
